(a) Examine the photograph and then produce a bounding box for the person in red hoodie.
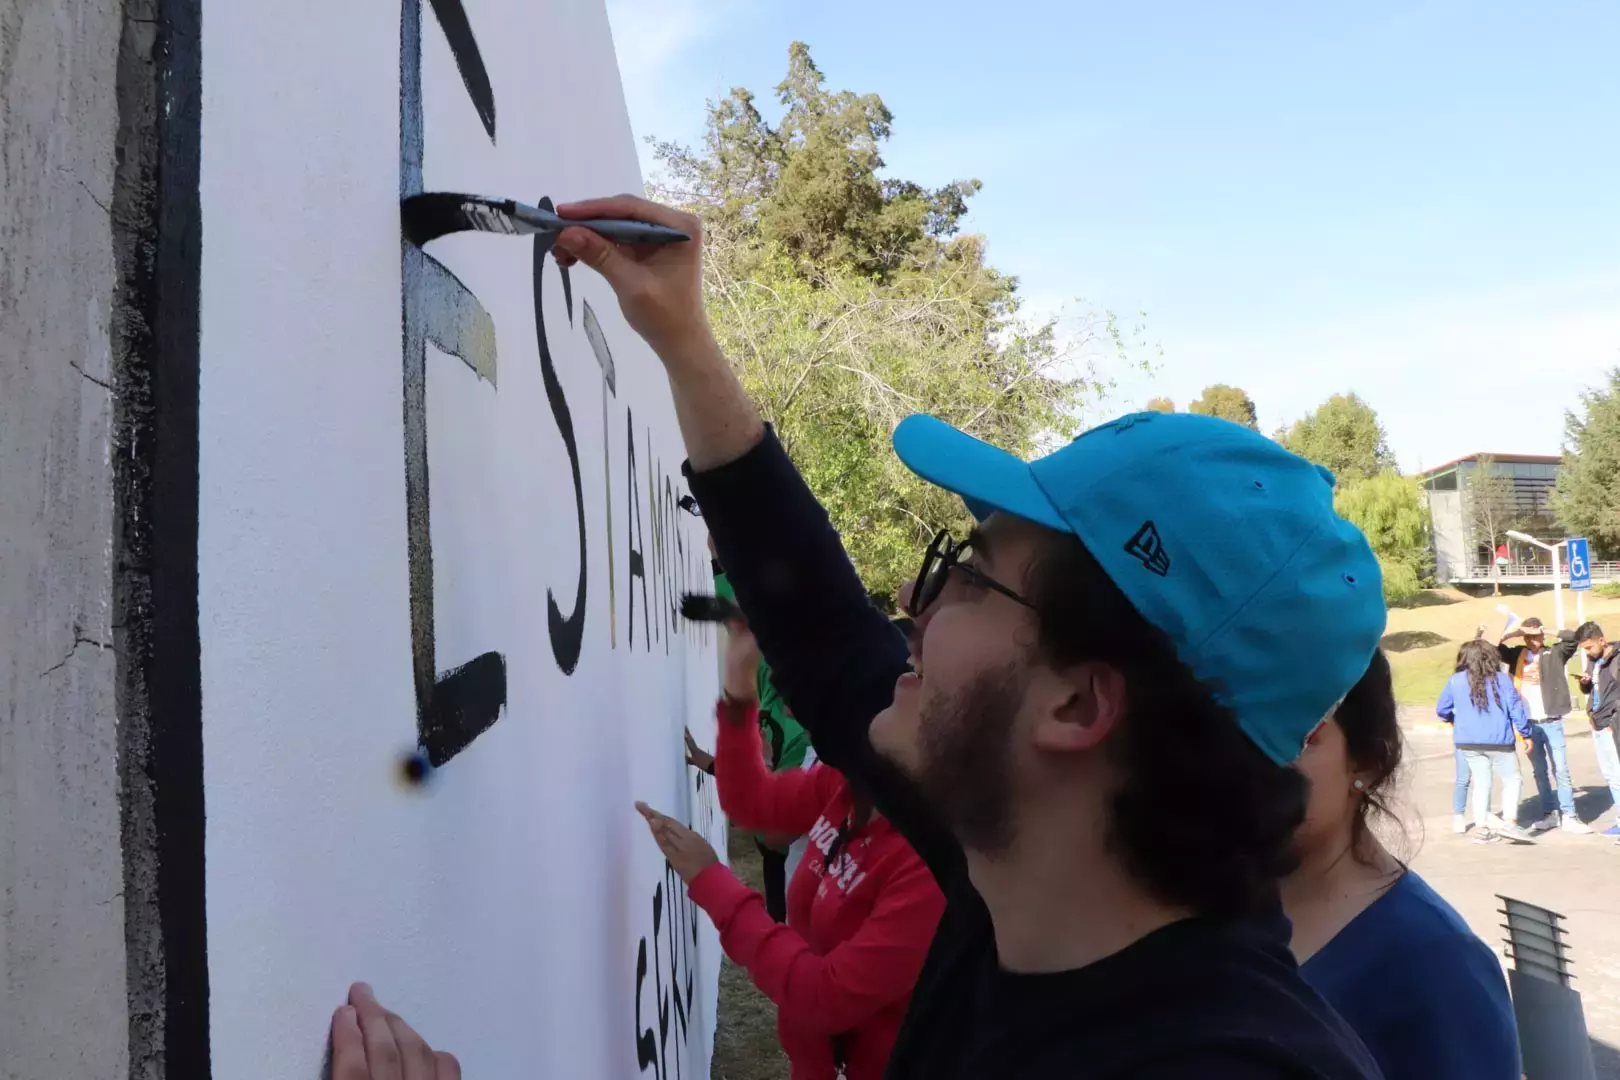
[636,619,945,1080]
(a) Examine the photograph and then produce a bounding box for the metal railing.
[1462,561,1620,582]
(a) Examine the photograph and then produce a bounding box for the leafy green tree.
[1278,392,1395,486]
[1334,470,1431,604]
[1553,367,1620,557]
[1187,384,1258,429]
[1464,453,1519,594]
[1144,396,1175,413]
[650,44,1150,599]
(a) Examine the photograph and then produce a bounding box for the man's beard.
[914,662,1023,857]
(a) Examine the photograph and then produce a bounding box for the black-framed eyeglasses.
[906,529,1036,618]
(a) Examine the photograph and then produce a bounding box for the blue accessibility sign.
[1568,537,1592,592]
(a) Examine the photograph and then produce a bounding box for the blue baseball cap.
[892,410,1385,766]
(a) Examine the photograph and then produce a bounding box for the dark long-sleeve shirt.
[686,428,1381,1078]
[1497,631,1580,719]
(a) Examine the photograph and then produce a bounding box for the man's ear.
[1030,662,1125,753]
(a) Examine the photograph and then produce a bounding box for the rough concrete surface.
[0,1,131,1077]
[1399,719,1620,1079]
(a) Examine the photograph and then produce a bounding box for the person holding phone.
[1574,622,1620,839]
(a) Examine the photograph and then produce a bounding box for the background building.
[1420,453,1562,582]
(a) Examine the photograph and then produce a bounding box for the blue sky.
[604,0,1620,472]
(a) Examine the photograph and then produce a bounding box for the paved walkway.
[1396,717,1620,1077]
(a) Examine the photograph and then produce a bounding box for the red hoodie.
[688,699,945,1080]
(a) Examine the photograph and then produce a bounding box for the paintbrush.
[679,594,741,624]
[401,192,691,247]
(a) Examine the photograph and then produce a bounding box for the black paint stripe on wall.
[426,0,496,141]
[422,651,508,766]
[403,0,517,765]
[112,0,209,1076]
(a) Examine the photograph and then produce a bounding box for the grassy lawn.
[1389,642,1459,708]
[1385,586,1620,706]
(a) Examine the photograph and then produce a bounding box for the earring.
[1352,779,1366,792]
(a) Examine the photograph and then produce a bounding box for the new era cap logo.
[1124,521,1169,576]
[1079,413,1154,442]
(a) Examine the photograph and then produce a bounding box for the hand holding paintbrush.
[401,192,691,246]
[552,196,713,365]
[401,192,715,367]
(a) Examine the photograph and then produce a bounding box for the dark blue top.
[1301,871,1520,1080]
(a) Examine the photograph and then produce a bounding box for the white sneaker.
[1561,817,1594,835]
[1480,813,1534,841]
[1528,812,1559,834]
[1453,814,1469,834]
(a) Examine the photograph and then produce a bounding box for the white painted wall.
[198,1,721,1075]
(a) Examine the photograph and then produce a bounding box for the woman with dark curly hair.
[1437,638,1535,843]
[1289,650,1521,1079]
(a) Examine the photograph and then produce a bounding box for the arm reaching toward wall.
[561,195,960,881]
[687,846,946,1037]
[711,698,842,837]
[330,983,461,1080]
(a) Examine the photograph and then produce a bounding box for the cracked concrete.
[72,359,116,392]
[39,633,115,679]
[79,178,112,215]
[1,0,132,1077]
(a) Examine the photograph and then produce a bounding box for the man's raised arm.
[553,197,957,874]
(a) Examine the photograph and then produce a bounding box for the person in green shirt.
[713,567,811,770]
[687,554,810,922]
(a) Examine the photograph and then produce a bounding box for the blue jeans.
[1527,718,1577,817]
[1594,726,1620,810]
[1461,749,1523,828]
[1453,751,1470,815]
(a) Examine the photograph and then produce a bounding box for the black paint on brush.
[401,192,518,246]
[679,594,740,624]
[421,651,508,767]
[402,191,694,248]
[427,0,496,140]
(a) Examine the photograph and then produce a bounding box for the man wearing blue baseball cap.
[551,197,1384,1078]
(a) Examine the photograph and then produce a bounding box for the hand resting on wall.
[329,982,460,1080]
